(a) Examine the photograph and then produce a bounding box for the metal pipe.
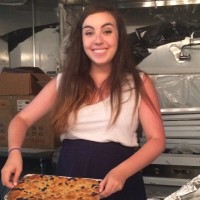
[154,0,157,8]
[58,2,65,45]
[32,0,36,67]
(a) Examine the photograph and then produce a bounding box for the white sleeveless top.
[57,73,141,147]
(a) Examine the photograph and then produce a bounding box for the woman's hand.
[99,167,127,199]
[1,151,23,188]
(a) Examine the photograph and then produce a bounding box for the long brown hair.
[51,2,155,134]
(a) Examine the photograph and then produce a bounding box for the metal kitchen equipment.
[141,74,200,187]
[59,0,200,8]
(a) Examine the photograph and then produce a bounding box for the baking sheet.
[4,174,102,200]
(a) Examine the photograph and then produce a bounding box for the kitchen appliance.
[141,74,200,187]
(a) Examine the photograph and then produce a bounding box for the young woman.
[1,2,165,200]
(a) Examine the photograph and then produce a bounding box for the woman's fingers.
[99,174,124,198]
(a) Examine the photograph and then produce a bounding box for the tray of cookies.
[4,174,101,200]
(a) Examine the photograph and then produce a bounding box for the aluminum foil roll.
[164,175,200,200]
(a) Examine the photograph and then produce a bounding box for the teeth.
[94,49,106,53]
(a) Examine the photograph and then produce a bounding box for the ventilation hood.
[60,0,200,8]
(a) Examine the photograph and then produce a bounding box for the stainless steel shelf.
[60,0,200,8]
[161,107,200,114]
[115,1,200,8]
[144,176,190,186]
[151,153,200,166]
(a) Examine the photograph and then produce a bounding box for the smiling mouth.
[93,49,106,53]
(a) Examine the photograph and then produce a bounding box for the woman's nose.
[94,33,103,45]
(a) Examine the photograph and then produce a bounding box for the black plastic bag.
[136,21,185,48]
[127,32,151,65]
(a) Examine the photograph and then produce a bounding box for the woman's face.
[82,12,118,68]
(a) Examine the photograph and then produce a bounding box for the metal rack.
[141,108,200,187]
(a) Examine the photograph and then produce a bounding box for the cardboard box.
[0,67,59,149]
[0,67,51,95]
[0,96,13,147]
[0,95,61,149]
[14,95,61,149]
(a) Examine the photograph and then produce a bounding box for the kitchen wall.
[0,0,59,74]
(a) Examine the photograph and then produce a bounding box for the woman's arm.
[1,77,58,188]
[100,74,165,198]
[8,78,57,150]
[118,74,165,175]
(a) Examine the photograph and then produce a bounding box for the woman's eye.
[104,30,112,35]
[84,31,94,36]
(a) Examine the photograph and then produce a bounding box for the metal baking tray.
[4,174,102,200]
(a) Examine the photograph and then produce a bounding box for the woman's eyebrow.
[102,23,114,28]
[82,25,93,30]
[82,22,114,30]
